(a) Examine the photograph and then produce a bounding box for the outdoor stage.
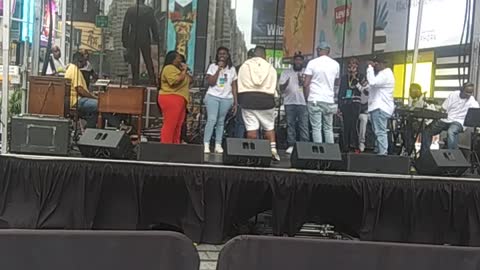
[1,153,480,246]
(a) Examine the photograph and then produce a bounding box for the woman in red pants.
[158,51,191,144]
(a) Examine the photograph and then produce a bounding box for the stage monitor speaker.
[137,142,204,164]
[78,129,132,159]
[223,138,271,167]
[10,115,71,156]
[415,149,470,176]
[291,142,342,170]
[344,153,411,175]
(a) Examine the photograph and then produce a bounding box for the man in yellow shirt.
[64,52,99,128]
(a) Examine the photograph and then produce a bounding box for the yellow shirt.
[64,64,88,108]
[159,65,190,103]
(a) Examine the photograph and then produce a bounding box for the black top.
[338,73,366,111]
[238,92,276,110]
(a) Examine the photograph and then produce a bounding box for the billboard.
[315,0,375,58]
[167,0,198,69]
[283,0,316,59]
[251,0,285,49]
[408,0,474,49]
[373,0,409,53]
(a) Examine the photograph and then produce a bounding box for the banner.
[251,0,285,49]
[373,0,409,53]
[283,0,316,59]
[315,0,375,58]
[266,49,290,74]
[167,0,198,69]
[408,0,473,49]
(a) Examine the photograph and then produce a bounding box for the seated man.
[64,52,98,128]
[420,82,479,154]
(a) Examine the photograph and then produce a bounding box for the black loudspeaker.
[78,129,132,159]
[223,138,271,167]
[416,150,470,176]
[10,115,71,156]
[291,142,342,170]
[343,153,411,175]
[138,142,204,164]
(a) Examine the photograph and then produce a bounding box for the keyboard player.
[64,51,118,128]
[420,83,479,155]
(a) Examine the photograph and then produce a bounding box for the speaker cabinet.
[343,153,411,175]
[223,138,272,167]
[78,129,132,159]
[10,115,71,156]
[137,142,204,164]
[416,150,470,176]
[291,142,342,170]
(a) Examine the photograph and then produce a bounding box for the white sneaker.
[286,146,294,155]
[272,149,281,161]
[359,143,365,152]
[214,144,224,154]
[204,143,210,153]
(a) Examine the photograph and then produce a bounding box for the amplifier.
[341,153,411,175]
[137,142,204,164]
[10,115,71,155]
[223,138,272,167]
[78,129,132,159]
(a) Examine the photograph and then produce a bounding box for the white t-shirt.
[366,66,395,116]
[442,91,480,127]
[206,64,237,99]
[279,68,306,105]
[304,55,340,104]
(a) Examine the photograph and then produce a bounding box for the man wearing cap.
[366,55,395,155]
[279,52,309,154]
[303,42,340,144]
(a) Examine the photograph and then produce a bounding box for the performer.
[46,46,66,76]
[203,47,238,153]
[122,0,158,85]
[158,51,191,144]
[304,42,340,144]
[64,52,98,128]
[366,55,395,155]
[338,57,367,152]
[409,83,425,108]
[420,83,479,154]
[237,46,280,161]
[233,48,256,138]
[279,51,309,154]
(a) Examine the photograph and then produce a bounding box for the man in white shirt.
[421,83,479,154]
[303,42,340,143]
[366,55,395,155]
[279,52,309,154]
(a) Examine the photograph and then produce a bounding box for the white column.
[2,0,12,154]
[411,0,425,83]
[60,0,67,63]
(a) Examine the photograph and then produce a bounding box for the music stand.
[464,108,480,174]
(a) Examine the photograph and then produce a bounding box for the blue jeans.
[78,97,98,128]
[308,101,336,143]
[78,97,121,129]
[421,120,463,154]
[203,94,233,144]
[285,104,309,146]
[369,109,391,155]
[234,106,246,138]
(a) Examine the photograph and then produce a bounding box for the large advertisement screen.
[315,0,375,58]
[251,0,285,49]
[167,0,198,69]
[283,0,316,59]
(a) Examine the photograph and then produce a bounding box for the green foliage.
[0,88,22,116]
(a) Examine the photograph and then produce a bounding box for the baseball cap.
[317,42,331,50]
[293,51,304,60]
[371,54,387,63]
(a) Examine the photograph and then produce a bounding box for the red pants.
[158,94,186,144]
